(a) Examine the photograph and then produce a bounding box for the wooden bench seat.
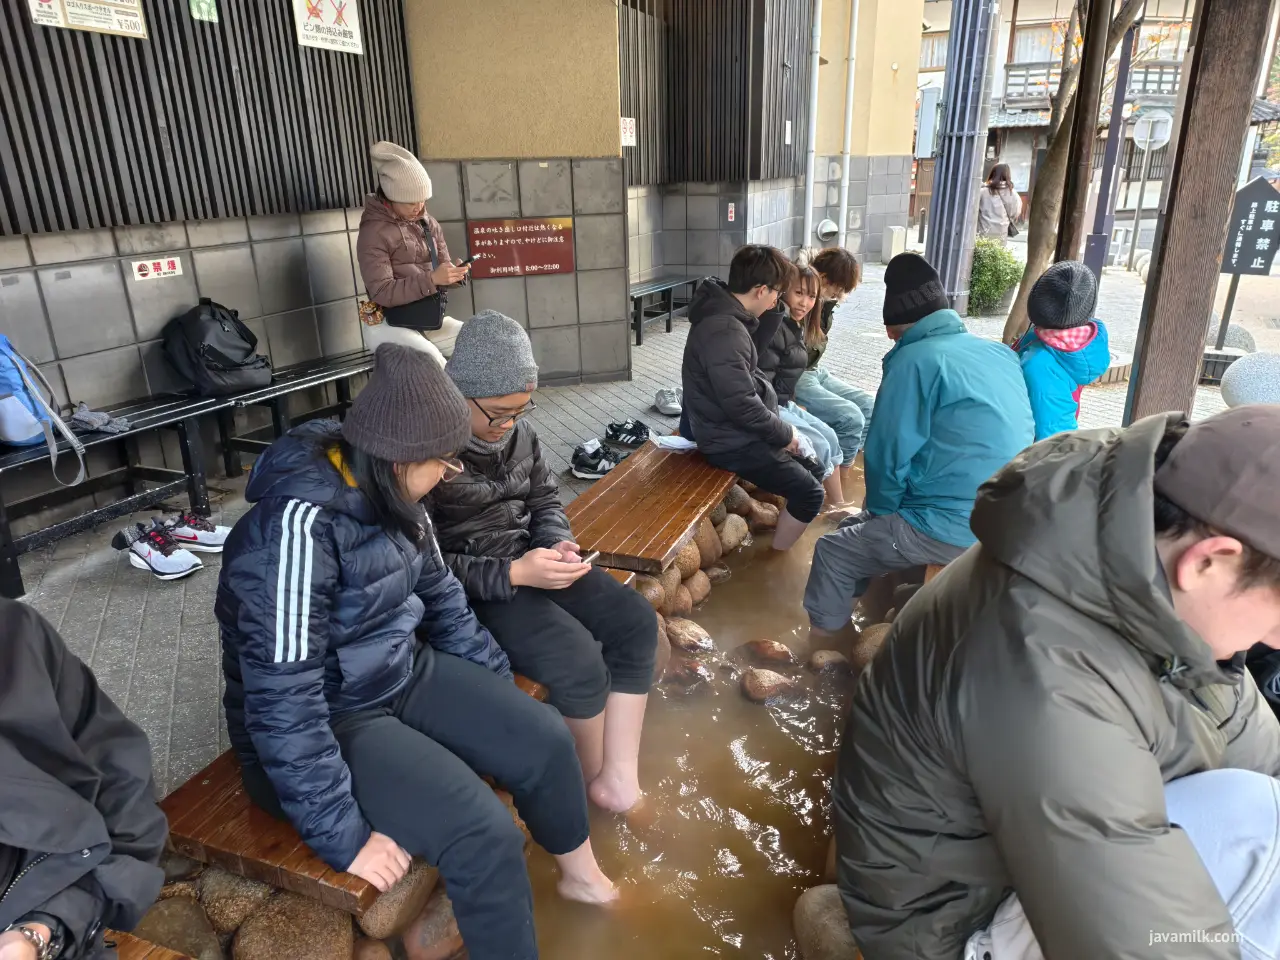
[565,441,735,575]
[108,931,192,960]
[604,567,636,587]
[160,676,548,916]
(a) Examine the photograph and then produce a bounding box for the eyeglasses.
[439,456,465,482]
[471,397,537,428]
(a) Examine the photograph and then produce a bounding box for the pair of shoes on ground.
[654,387,683,416]
[572,419,654,480]
[111,513,230,581]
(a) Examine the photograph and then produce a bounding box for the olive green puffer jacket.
[834,412,1280,960]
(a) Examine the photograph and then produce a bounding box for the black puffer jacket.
[0,601,167,959]
[427,421,573,602]
[1249,643,1280,718]
[680,279,792,458]
[757,310,809,405]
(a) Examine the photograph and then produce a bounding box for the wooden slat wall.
[619,0,668,186]
[756,0,812,180]
[0,0,415,236]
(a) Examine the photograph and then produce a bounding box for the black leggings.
[706,446,825,523]
[470,566,657,719]
[243,652,586,960]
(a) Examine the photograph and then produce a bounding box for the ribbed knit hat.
[370,141,433,204]
[1028,260,1098,330]
[883,253,950,326]
[342,344,470,462]
[446,311,539,398]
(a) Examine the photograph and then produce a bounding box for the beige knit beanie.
[370,141,433,204]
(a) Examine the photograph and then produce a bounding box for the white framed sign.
[292,0,364,55]
[27,0,148,39]
[132,256,184,281]
[621,117,637,147]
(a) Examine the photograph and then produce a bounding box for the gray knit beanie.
[370,141,433,204]
[1028,261,1098,330]
[342,344,471,462]
[446,311,539,398]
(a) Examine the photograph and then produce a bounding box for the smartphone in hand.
[581,550,600,564]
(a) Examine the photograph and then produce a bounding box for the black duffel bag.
[162,298,273,396]
[382,219,447,332]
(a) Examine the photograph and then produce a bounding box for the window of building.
[1139,20,1191,61]
[920,32,948,70]
[1012,24,1055,63]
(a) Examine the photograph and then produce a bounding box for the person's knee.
[439,792,527,875]
[550,652,611,719]
[606,590,658,691]
[787,476,825,524]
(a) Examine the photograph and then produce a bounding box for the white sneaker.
[112,523,203,580]
[160,512,230,553]
[654,387,682,416]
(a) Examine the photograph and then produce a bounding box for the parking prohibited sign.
[1222,177,1280,277]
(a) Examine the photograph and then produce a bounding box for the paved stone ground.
[17,266,1225,796]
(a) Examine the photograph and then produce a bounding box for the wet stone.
[794,884,861,960]
[717,514,749,553]
[892,581,922,611]
[685,569,712,605]
[666,618,713,653]
[751,490,787,511]
[741,639,797,666]
[741,667,798,702]
[232,891,352,960]
[658,565,683,615]
[710,501,728,526]
[357,858,440,940]
[354,939,394,960]
[724,484,753,516]
[748,500,780,532]
[133,896,224,960]
[851,624,892,673]
[198,866,274,935]
[665,584,693,618]
[695,517,722,567]
[676,540,702,579]
[635,574,666,611]
[704,562,732,584]
[402,888,464,960]
[654,615,672,683]
[663,657,715,689]
[161,850,205,883]
[158,879,200,901]
[808,650,852,674]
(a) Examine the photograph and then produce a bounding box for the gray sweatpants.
[803,511,966,631]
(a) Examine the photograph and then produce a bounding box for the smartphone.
[459,253,481,265]
[581,550,601,564]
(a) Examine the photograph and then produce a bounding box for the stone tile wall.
[627,184,664,283]
[811,154,913,260]
[658,181,751,282]
[746,177,805,256]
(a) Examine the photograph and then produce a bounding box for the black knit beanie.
[883,253,949,326]
[341,344,471,462]
[1027,260,1098,330]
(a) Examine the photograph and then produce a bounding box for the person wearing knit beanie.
[216,346,621,956]
[882,252,951,330]
[369,141,433,205]
[1016,260,1111,441]
[431,314,659,816]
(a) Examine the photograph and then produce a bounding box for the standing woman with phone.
[357,141,472,367]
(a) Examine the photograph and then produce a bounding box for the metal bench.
[0,394,227,599]
[564,441,735,575]
[215,351,374,477]
[629,274,704,346]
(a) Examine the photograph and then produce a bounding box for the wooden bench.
[604,568,636,587]
[107,931,192,960]
[629,274,704,346]
[0,394,227,599]
[565,441,735,575]
[160,675,548,916]
[215,351,374,477]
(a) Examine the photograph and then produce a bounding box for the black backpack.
[162,298,273,397]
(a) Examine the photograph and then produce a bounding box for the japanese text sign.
[1222,177,1280,277]
[466,219,575,279]
[293,0,364,55]
[132,256,184,281]
[27,0,147,39]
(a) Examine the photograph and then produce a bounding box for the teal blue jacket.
[1016,321,1111,441]
[865,309,1034,547]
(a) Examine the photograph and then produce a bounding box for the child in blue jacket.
[1015,261,1111,441]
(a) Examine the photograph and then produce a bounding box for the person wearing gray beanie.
[1016,260,1111,441]
[431,312,658,816]
[215,340,620,960]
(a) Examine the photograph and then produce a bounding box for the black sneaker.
[606,419,652,447]
[572,438,626,480]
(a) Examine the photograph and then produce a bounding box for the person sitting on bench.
[0,601,167,960]
[681,245,824,552]
[804,253,1033,636]
[216,344,617,960]
[427,311,657,813]
[832,407,1280,960]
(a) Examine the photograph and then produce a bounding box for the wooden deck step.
[604,567,636,587]
[160,677,548,916]
[565,441,735,575]
[109,931,193,960]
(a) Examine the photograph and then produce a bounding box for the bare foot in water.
[557,870,620,905]
[588,772,642,813]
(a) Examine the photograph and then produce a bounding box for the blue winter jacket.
[864,309,1034,548]
[1016,321,1111,441]
[216,420,512,872]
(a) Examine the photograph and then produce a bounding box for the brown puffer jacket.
[834,412,1280,960]
[355,194,451,308]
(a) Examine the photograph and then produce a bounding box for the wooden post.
[1056,0,1113,261]
[1126,0,1275,422]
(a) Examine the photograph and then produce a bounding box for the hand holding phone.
[581,550,600,565]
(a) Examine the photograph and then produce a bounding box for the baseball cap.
[1153,405,1280,560]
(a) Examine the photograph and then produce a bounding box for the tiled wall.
[746,177,805,255]
[659,181,750,282]
[423,158,630,385]
[627,185,664,283]
[811,154,913,259]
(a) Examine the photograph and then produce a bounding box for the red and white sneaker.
[160,512,230,553]
[112,523,203,580]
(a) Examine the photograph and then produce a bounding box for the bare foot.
[558,871,620,905]
[588,772,642,813]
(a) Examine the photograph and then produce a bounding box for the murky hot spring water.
[526,511,859,958]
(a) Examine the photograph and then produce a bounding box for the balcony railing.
[1003,61,1062,109]
[1129,61,1182,96]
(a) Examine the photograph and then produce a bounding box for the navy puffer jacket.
[216,420,511,872]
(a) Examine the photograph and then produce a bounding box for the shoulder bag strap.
[8,349,86,487]
[421,219,439,271]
